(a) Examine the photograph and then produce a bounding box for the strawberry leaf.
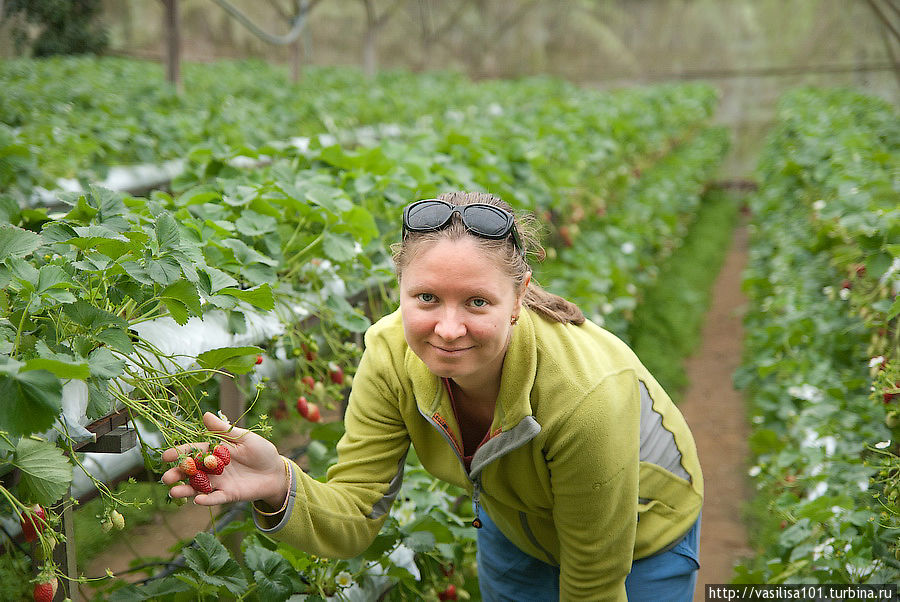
[88,347,125,379]
[216,283,274,311]
[21,357,90,380]
[322,231,356,262]
[0,224,42,261]
[197,346,263,375]
[13,438,72,506]
[243,544,301,601]
[0,360,62,437]
[182,532,248,596]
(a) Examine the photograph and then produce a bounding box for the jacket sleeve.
[546,369,640,601]
[254,335,411,558]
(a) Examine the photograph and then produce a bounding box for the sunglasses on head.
[402,199,526,257]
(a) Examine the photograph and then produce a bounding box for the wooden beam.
[78,427,138,454]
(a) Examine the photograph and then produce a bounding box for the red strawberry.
[438,584,457,600]
[329,362,344,385]
[301,375,316,389]
[213,444,231,466]
[189,471,213,494]
[32,577,57,602]
[179,457,198,476]
[255,355,264,365]
[841,279,852,290]
[301,343,316,361]
[21,505,46,543]
[296,396,309,417]
[202,454,225,475]
[306,403,321,423]
[559,225,573,247]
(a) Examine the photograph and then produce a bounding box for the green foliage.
[3,0,108,57]
[629,189,742,401]
[735,87,900,584]
[1,58,731,598]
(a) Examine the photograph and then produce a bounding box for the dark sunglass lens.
[407,201,451,230]
[463,205,510,237]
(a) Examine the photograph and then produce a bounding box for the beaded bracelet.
[252,456,292,516]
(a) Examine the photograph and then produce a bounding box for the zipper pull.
[472,481,483,529]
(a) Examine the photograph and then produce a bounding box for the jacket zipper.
[415,406,487,528]
[471,479,484,528]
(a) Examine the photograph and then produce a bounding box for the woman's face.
[399,237,526,390]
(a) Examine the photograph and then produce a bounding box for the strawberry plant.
[2,58,732,598]
[735,87,899,584]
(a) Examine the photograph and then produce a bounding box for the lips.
[430,343,473,354]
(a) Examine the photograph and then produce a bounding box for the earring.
[510,315,519,325]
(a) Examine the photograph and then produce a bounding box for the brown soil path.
[677,220,754,599]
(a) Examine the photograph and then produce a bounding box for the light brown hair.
[392,191,585,326]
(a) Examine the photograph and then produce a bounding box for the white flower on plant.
[822,285,834,298]
[812,200,826,211]
[626,283,637,295]
[392,500,416,526]
[869,356,886,368]
[620,241,635,255]
[748,465,762,477]
[335,571,353,588]
[601,302,614,315]
[812,537,835,561]
[788,384,824,403]
[839,287,851,300]
[875,441,891,449]
[752,415,764,424]
[807,480,828,501]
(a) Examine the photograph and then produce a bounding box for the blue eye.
[417,293,436,303]
[471,298,488,308]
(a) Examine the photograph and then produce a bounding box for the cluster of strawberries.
[178,444,232,494]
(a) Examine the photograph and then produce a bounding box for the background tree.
[3,0,108,56]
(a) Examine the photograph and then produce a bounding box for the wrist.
[257,456,291,511]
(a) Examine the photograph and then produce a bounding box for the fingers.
[160,442,209,463]
[202,412,249,440]
[165,482,228,506]
[194,490,229,506]
[160,467,183,486]
[159,413,250,464]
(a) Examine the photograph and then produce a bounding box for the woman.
[162,191,703,601]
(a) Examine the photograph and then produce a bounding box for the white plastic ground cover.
[26,120,408,206]
[54,303,295,445]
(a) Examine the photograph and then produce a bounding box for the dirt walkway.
[677,220,754,599]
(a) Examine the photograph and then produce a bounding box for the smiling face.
[399,237,527,391]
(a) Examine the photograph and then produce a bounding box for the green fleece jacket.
[255,307,703,600]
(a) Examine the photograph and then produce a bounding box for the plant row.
[734,87,900,584]
[0,61,728,600]
[0,56,483,200]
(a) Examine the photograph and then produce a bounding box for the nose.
[434,307,466,341]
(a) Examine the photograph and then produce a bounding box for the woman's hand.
[161,412,289,508]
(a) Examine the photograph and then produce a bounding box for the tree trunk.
[162,0,182,93]
[363,27,377,78]
[292,38,301,82]
[361,0,377,78]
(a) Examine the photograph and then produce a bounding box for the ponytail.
[523,280,585,326]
